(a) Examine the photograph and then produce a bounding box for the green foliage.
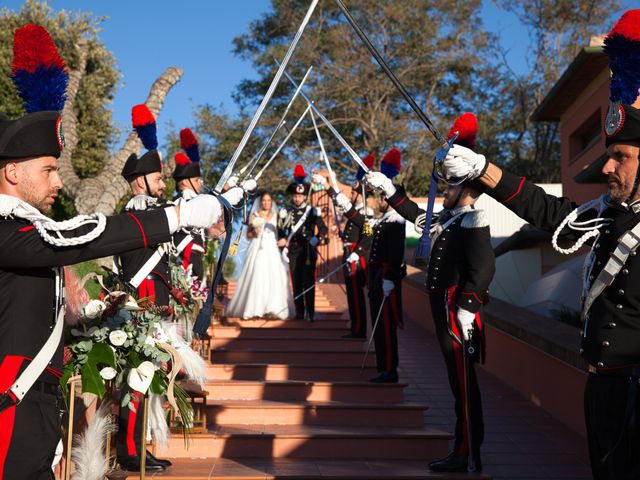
[0,1,119,177]
[80,342,116,397]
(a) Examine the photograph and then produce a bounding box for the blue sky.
[2,1,628,150]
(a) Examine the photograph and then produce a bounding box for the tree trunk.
[59,61,184,215]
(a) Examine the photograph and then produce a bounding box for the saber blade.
[310,110,340,192]
[335,0,446,147]
[279,67,369,174]
[215,0,319,192]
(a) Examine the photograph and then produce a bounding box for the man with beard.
[172,128,207,282]
[278,164,328,322]
[0,25,228,480]
[440,10,640,478]
[336,149,406,383]
[116,108,244,472]
[366,114,494,473]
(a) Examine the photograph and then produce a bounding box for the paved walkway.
[398,317,592,480]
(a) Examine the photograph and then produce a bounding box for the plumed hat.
[121,104,162,181]
[172,128,202,179]
[352,153,376,190]
[448,112,478,149]
[0,24,68,160]
[380,148,401,180]
[286,163,310,195]
[603,10,640,147]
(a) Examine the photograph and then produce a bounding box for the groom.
[278,165,328,322]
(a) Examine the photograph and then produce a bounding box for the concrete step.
[156,425,451,460]
[222,318,348,329]
[205,364,378,382]
[211,349,376,366]
[204,380,406,403]
[143,458,492,479]
[212,336,367,351]
[205,400,425,427]
[212,326,349,339]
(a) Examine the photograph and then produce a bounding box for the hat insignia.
[605,101,625,137]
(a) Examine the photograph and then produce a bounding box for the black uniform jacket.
[119,202,171,289]
[0,208,171,383]
[489,170,640,369]
[278,204,328,246]
[387,189,495,313]
[345,206,405,283]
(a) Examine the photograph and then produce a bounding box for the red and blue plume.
[447,112,478,149]
[604,10,640,104]
[174,152,191,166]
[356,153,376,180]
[381,148,401,179]
[11,24,68,113]
[293,163,306,184]
[180,128,201,163]
[131,104,158,150]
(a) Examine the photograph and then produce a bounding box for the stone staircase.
[146,283,490,479]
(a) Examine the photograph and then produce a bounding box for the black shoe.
[369,371,398,383]
[428,452,482,473]
[146,450,172,467]
[305,314,314,323]
[118,454,166,472]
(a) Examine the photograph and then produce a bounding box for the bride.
[226,191,295,319]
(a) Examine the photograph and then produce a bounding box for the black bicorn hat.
[172,128,202,180]
[286,163,310,195]
[0,24,68,160]
[121,104,162,181]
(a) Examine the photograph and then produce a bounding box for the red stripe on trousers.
[383,298,393,372]
[448,286,469,456]
[350,263,362,334]
[0,356,26,478]
[127,391,142,455]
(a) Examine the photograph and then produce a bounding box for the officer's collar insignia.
[605,101,625,137]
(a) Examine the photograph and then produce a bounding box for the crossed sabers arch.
[197,0,461,335]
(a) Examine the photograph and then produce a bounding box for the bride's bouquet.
[251,216,266,229]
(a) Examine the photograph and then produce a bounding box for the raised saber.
[278,65,370,174]
[254,104,312,181]
[335,0,446,147]
[310,109,340,192]
[214,0,318,192]
[241,65,315,179]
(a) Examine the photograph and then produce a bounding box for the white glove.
[334,192,352,211]
[227,174,239,188]
[347,252,359,264]
[443,144,487,181]
[309,236,319,247]
[241,177,258,193]
[382,279,394,297]
[457,308,476,341]
[179,194,222,229]
[365,171,396,197]
[221,186,244,207]
[281,247,290,264]
[312,173,328,188]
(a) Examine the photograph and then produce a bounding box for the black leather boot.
[117,454,166,472]
[428,451,482,473]
[146,450,172,467]
[369,371,398,383]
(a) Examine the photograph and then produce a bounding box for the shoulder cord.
[551,196,611,255]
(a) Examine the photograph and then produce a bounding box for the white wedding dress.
[226,211,295,319]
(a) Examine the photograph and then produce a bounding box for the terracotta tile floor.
[398,317,592,480]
